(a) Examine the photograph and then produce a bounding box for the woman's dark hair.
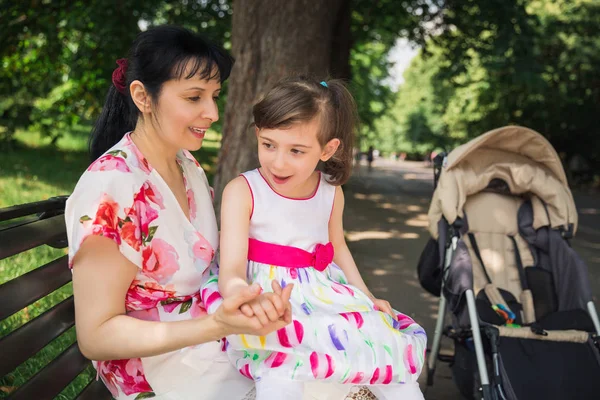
[253,76,358,185]
[89,25,234,160]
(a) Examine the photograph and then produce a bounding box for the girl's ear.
[320,138,341,162]
[130,80,152,113]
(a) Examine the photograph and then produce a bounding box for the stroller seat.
[463,191,534,301]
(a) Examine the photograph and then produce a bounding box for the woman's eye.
[188,96,200,102]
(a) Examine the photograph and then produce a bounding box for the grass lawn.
[0,127,221,398]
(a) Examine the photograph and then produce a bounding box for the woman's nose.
[203,99,219,123]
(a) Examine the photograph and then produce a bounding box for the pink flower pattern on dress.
[142,238,180,284]
[96,358,153,397]
[68,133,219,399]
[88,152,131,173]
[189,232,214,264]
[187,188,197,220]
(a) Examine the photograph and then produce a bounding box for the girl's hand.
[368,294,398,321]
[214,280,294,336]
[239,281,289,325]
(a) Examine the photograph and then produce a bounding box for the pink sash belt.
[247,238,334,272]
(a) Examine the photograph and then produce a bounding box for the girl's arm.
[218,177,288,325]
[218,176,253,298]
[72,236,291,361]
[329,185,373,297]
[329,186,397,319]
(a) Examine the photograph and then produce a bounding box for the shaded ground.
[342,158,599,400]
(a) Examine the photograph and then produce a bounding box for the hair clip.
[320,81,328,88]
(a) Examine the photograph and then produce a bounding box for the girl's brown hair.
[252,75,358,185]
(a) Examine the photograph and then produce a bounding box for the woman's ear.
[130,80,152,113]
[320,138,341,162]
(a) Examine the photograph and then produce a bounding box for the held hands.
[239,283,289,326]
[214,280,293,336]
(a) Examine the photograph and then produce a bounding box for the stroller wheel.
[451,340,482,400]
[471,370,483,400]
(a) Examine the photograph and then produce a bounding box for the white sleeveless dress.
[223,169,427,390]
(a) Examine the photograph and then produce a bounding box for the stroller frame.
[426,153,600,400]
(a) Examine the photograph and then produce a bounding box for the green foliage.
[377,0,600,173]
[349,0,444,149]
[0,1,232,143]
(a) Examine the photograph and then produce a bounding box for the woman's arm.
[73,235,291,361]
[218,176,253,298]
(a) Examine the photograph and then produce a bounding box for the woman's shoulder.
[69,137,149,209]
[86,134,152,177]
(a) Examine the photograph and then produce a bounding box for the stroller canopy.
[428,126,577,238]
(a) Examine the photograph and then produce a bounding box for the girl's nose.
[273,151,286,170]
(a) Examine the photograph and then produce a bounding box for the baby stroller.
[417,126,600,399]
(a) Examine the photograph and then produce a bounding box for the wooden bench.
[0,197,112,399]
[0,198,372,400]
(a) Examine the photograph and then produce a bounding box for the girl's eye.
[291,149,304,155]
[262,143,273,149]
[188,96,200,102]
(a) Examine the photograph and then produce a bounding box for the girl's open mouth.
[272,174,291,185]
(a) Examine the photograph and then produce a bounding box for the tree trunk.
[329,0,353,80]
[213,0,346,203]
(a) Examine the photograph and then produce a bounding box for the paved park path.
[342,159,599,400]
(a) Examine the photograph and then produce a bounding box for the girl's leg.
[255,377,304,400]
[369,383,425,400]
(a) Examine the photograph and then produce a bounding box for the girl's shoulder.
[318,172,338,195]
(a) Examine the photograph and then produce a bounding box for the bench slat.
[0,197,67,223]
[76,378,113,400]
[0,214,67,260]
[7,342,90,400]
[0,297,75,377]
[0,255,71,321]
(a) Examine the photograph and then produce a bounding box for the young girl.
[214,76,427,400]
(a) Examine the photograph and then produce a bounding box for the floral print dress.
[65,133,254,400]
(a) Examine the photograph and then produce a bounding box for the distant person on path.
[367,145,375,170]
[215,76,427,400]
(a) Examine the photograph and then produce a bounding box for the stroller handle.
[433,151,447,189]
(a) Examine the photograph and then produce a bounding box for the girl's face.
[138,66,221,153]
[257,118,339,198]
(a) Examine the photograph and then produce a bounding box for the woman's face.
[150,68,221,152]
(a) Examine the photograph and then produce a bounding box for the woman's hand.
[214,280,294,336]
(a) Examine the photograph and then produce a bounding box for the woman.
[65,25,293,399]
